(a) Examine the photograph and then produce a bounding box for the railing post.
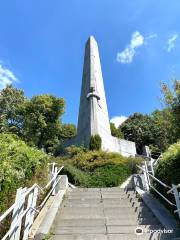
[23,186,38,240]
[150,158,155,176]
[9,187,27,240]
[172,184,180,219]
[143,164,150,191]
[52,166,58,196]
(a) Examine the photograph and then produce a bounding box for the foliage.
[0,85,27,135]
[55,147,142,187]
[153,141,180,213]
[155,141,180,186]
[89,164,131,187]
[60,124,77,140]
[110,122,124,139]
[0,85,72,154]
[23,94,65,152]
[63,145,88,157]
[120,112,169,155]
[0,133,49,213]
[161,80,180,142]
[89,134,102,150]
[62,164,90,186]
[151,109,174,149]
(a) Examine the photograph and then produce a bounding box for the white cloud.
[167,34,179,52]
[0,64,19,90]
[146,33,158,40]
[110,116,128,128]
[117,31,144,64]
[130,31,144,48]
[117,48,135,64]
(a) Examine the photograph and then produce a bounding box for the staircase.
[50,187,174,240]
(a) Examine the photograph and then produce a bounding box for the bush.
[155,141,180,186]
[55,147,142,187]
[90,164,131,187]
[0,133,49,213]
[153,141,180,216]
[89,134,102,150]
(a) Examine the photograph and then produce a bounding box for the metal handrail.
[0,184,42,223]
[150,185,176,206]
[167,184,180,194]
[137,165,171,189]
[44,166,64,189]
[39,175,63,209]
[0,163,64,240]
[137,160,180,219]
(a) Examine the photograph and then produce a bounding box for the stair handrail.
[0,162,64,240]
[137,162,180,219]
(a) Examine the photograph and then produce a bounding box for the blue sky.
[0,1,180,126]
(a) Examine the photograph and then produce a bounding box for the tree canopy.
[0,85,76,153]
[110,122,124,139]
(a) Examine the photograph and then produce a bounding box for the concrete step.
[53,226,106,234]
[64,201,144,208]
[66,193,136,199]
[104,210,156,219]
[66,194,101,200]
[52,234,108,240]
[53,219,105,227]
[68,188,101,192]
[108,233,173,240]
[57,207,104,219]
[106,217,160,226]
[52,233,173,240]
[104,206,151,215]
[66,195,138,201]
[65,197,141,204]
[70,187,132,192]
[100,188,134,192]
[52,224,163,235]
[107,224,163,234]
[101,193,136,199]
[53,217,160,227]
[61,205,151,215]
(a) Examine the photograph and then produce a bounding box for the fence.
[0,162,64,240]
[137,157,180,220]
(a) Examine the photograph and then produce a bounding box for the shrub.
[155,141,180,186]
[56,147,142,187]
[0,133,49,213]
[89,164,131,187]
[153,141,180,216]
[62,164,90,187]
[89,134,102,150]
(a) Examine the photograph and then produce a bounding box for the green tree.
[120,113,167,154]
[0,85,27,134]
[110,122,124,139]
[151,109,174,148]
[23,94,65,152]
[161,80,180,141]
[89,134,102,150]
[60,124,77,140]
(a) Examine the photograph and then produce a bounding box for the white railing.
[137,161,180,219]
[0,162,64,240]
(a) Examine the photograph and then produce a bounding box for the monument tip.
[87,35,97,43]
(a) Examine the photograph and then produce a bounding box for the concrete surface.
[49,187,177,239]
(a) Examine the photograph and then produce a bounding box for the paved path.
[51,187,170,240]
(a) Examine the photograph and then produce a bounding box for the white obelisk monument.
[66,36,136,156]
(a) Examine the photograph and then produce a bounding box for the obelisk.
[76,36,112,149]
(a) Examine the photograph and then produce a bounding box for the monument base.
[64,135,136,157]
